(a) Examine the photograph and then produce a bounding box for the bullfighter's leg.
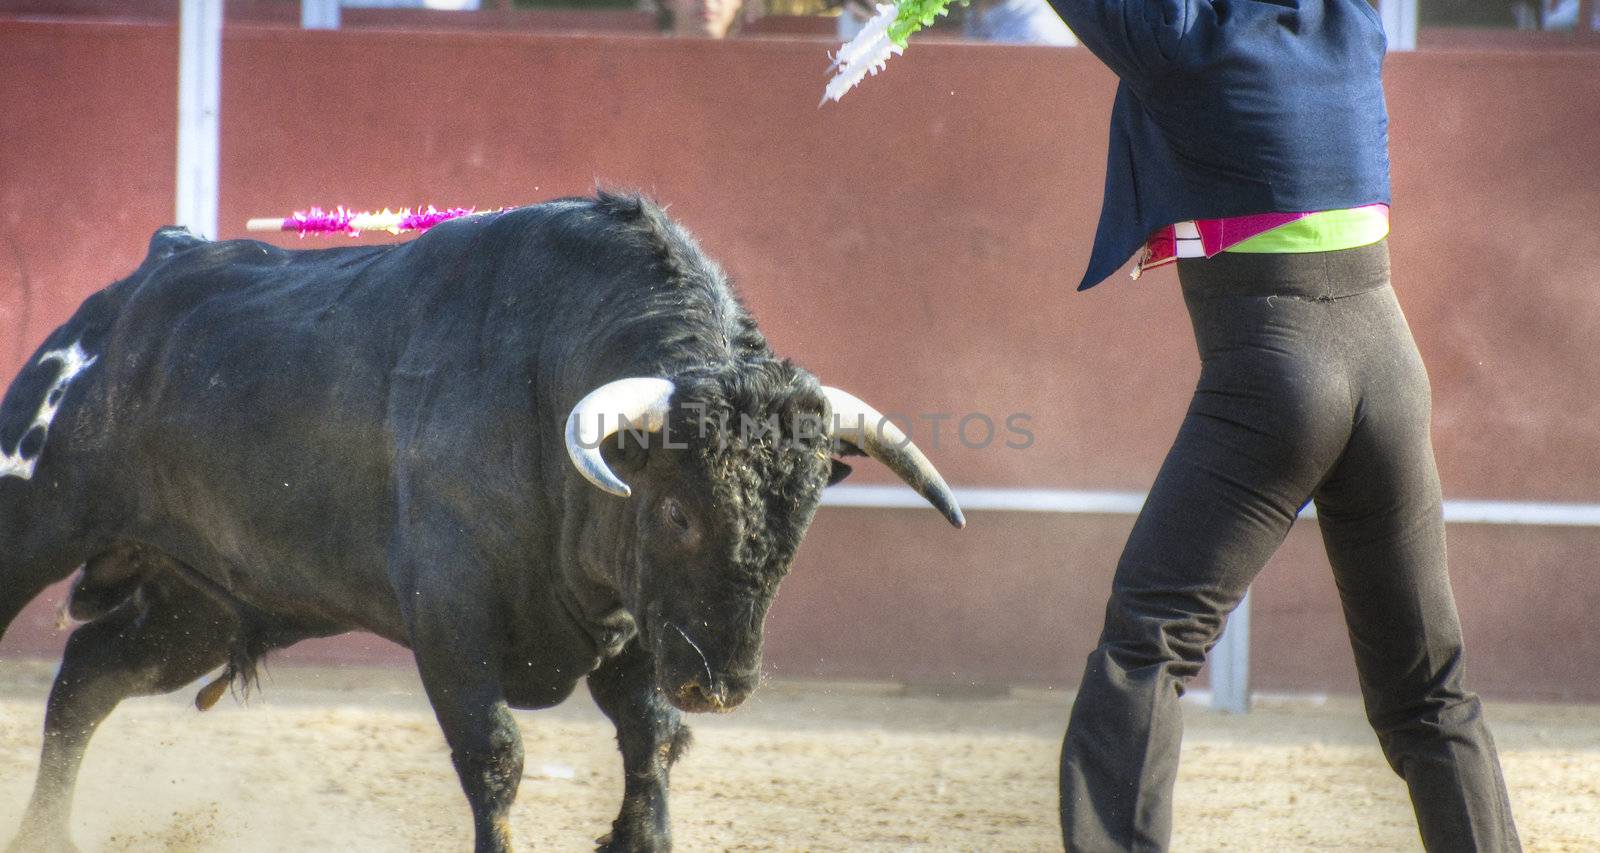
[1059,260,1353,851]
[7,575,233,853]
[587,639,690,853]
[1312,285,1519,851]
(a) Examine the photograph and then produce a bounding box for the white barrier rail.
[823,485,1600,527]
[820,484,1600,712]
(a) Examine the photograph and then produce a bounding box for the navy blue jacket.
[1044,0,1392,289]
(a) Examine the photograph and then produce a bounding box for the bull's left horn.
[821,387,965,529]
[565,377,676,498]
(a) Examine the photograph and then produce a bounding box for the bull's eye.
[664,499,691,532]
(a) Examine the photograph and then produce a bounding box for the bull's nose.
[673,674,752,713]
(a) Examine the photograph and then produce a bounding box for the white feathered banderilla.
[821,0,966,105]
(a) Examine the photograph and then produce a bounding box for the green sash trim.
[1225,207,1390,254]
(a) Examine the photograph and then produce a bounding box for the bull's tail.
[0,357,100,643]
[0,528,90,649]
[0,532,86,649]
[0,226,212,647]
[0,463,96,644]
[0,294,110,644]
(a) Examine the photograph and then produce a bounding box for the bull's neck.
[552,487,640,639]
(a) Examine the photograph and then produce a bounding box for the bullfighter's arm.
[1043,0,1194,82]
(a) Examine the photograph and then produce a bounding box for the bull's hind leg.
[587,640,691,853]
[6,574,234,853]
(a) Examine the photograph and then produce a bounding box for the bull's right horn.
[565,377,676,498]
[821,387,965,529]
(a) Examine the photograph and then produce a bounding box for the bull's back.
[10,228,395,477]
[3,228,416,629]
[3,201,644,632]
[0,229,217,578]
[0,228,191,489]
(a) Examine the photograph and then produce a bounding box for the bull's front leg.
[414,638,525,853]
[587,639,691,852]
[391,476,526,852]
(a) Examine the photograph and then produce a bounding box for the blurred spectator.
[836,0,1076,45]
[658,0,761,35]
[963,0,1077,44]
[1422,0,1597,30]
[1511,0,1599,29]
[834,0,871,39]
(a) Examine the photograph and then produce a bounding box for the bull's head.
[564,366,962,713]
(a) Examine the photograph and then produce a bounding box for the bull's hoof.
[594,826,670,853]
[6,806,80,853]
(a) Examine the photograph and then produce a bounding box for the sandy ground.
[0,660,1596,852]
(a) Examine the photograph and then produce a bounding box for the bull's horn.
[821,387,966,529]
[565,377,676,498]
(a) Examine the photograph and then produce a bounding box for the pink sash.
[1131,206,1388,280]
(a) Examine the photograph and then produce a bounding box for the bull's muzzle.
[659,621,758,713]
[670,669,756,713]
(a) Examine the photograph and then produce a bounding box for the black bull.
[0,192,962,852]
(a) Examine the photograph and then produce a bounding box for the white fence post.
[302,0,341,30]
[1380,0,1419,51]
[176,0,222,239]
[1210,588,1252,713]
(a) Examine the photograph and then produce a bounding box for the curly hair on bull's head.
[664,360,833,575]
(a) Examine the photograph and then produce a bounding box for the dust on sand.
[0,661,1595,851]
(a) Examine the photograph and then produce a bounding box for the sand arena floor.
[0,660,1596,852]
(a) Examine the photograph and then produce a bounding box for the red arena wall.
[2,19,1598,701]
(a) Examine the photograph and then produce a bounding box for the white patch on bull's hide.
[0,341,98,481]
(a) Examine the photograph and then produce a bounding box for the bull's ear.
[826,437,865,485]
[827,458,853,486]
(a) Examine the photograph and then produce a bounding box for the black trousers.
[1058,241,1520,852]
